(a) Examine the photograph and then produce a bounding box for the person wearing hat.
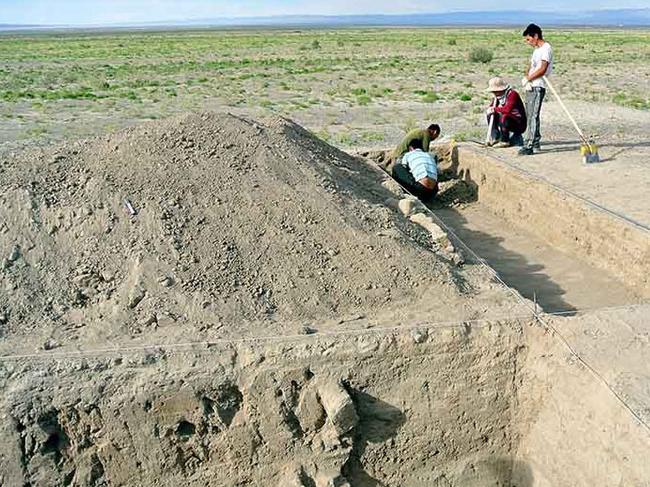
[485,76,527,148]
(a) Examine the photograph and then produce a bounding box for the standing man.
[519,23,553,156]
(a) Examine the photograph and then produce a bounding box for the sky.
[1,0,648,25]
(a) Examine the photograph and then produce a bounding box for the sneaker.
[510,133,524,147]
[533,142,541,151]
[495,141,511,148]
[518,147,534,156]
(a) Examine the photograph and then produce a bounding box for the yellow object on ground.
[580,143,598,156]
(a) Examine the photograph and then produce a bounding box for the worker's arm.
[526,60,549,82]
[494,91,518,116]
[422,133,431,153]
[393,129,421,158]
[486,96,497,114]
[400,152,412,170]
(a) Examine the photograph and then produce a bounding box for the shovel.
[543,76,600,163]
[485,101,496,147]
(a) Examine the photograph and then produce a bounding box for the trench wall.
[0,321,525,487]
[443,146,650,298]
[362,146,650,486]
[514,321,650,486]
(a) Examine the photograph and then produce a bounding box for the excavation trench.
[362,144,650,314]
[1,116,649,487]
[3,315,648,486]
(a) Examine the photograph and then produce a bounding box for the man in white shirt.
[391,138,438,201]
[519,23,553,156]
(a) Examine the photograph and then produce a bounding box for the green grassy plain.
[0,28,648,147]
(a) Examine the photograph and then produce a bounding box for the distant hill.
[1,9,649,31]
[187,9,650,27]
[193,9,650,27]
[0,23,41,29]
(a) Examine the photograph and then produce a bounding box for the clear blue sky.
[1,0,647,25]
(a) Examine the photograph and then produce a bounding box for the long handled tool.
[543,75,600,163]
[485,100,496,146]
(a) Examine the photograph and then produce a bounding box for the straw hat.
[486,77,509,92]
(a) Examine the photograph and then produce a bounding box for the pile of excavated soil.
[0,112,515,352]
[435,179,479,207]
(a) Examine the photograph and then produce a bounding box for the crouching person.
[392,123,440,164]
[485,77,526,147]
[391,138,438,201]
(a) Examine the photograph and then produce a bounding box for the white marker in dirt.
[123,198,137,216]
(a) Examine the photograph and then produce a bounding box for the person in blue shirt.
[391,138,438,201]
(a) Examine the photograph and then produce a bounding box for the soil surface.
[0,112,533,487]
[1,110,648,487]
[473,100,650,230]
[516,305,650,487]
[0,111,521,357]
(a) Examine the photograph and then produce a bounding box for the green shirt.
[393,129,431,159]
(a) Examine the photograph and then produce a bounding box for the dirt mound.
[0,112,483,349]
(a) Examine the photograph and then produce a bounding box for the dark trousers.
[392,164,438,201]
[524,87,546,149]
[489,113,526,144]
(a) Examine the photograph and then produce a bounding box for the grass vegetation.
[0,28,647,147]
[468,47,493,63]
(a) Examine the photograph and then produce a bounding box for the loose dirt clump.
[435,179,479,207]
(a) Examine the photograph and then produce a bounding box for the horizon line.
[1,8,649,29]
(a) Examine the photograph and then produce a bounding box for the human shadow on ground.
[341,385,536,487]
[342,389,406,487]
[428,169,577,316]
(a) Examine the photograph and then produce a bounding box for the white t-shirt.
[529,41,553,88]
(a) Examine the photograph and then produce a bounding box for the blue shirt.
[401,149,438,181]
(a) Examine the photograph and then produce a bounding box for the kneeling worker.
[393,123,440,162]
[485,77,526,147]
[392,138,438,201]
